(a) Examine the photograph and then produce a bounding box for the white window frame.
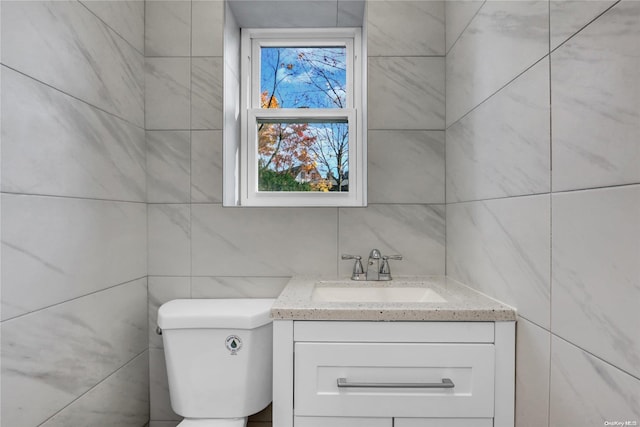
[240,27,365,207]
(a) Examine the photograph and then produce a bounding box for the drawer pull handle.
[336,377,455,389]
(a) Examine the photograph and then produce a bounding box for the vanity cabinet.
[273,320,515,427]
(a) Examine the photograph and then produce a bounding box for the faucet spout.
[366,249,382,281]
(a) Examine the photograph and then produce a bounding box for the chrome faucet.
[342,249,402,281]
[366,249,382,280]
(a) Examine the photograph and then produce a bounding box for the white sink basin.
[311,285,447,303]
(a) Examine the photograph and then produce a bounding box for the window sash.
[251,37,354,109]
[239,28,364,207]
[247,109,357,202]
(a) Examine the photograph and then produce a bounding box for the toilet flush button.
[225,335,242,355]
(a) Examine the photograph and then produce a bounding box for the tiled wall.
[146,1,446,425]
[0,1,148,426]
[445,1,640,425]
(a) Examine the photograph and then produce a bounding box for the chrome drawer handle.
[337,377,454,389]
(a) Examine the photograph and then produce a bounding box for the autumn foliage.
[258,91,333,192]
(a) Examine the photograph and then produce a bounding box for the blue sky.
[260,46,346,109]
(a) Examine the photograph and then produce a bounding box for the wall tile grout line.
[35,349,150,427]
[77,0,145,57]
[0,275,148,323]
[443,182,640,207]
[444,0,487,57]
[446,191,552,206]
[547,3,554,424]
[0,190,147,205]
[446,53,551,130]
[549,0,623,55]
[1,64,145,131]
[549,332,640,383]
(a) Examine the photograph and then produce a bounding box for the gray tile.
[338,204,446,277]
[447,195,550,328]
[367,1,445,56]
[80,0,145,53]
[191,57,223,130]
[191,130,223,203]
[148,277,191,349]
[337,0,365,27]
[516,319,550,427]
[550,0,617,50]
[145,0,191,57]
[40,351,149,427]
[552,185,640,378]
[145,58,191,130]
[2,68,146,202]
[446,0,548,126]
[150,348,182,421]
[191,277,289,299]
[148,204,191,276]
[191,205,337,276]
[1,279,148,427]
[192,1,224,56]
[549,336,640,425]
[446,59,550,203]
[368,131,445,204]
[1,194,146,320]
[226,0,337,28]
[368,57,445,130]
[2,0,144,126]
[551,2,640,191]
[445,0,484,53]
[147,131,191,203]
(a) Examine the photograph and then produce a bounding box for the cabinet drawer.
[295,416,391,427]
[295,342,495,418]
[395,418,493,427]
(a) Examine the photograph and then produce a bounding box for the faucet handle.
[341,255,366,281]
[379,255,402,280]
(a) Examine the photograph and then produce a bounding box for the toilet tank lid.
[157,299,275,330]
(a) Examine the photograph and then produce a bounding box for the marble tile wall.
[1,1,636,426]
[1,1,148,426]
[445,1,640,426]
[551,1,640,191]
[145,1,447,424]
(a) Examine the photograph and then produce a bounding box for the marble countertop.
[271,276,517,321]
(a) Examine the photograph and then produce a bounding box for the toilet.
[157,298,275,427]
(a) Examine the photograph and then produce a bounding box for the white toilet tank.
[158,299,275,419]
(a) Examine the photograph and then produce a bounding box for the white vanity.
[271,277,517,427]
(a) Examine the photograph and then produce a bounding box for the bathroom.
[0,0,638,426]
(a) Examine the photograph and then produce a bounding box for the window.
[239,28,365,206]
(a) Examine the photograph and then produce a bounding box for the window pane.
[257,121,349,192]
[260,47,347,109]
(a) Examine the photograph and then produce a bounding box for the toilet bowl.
[157,299,275,427]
